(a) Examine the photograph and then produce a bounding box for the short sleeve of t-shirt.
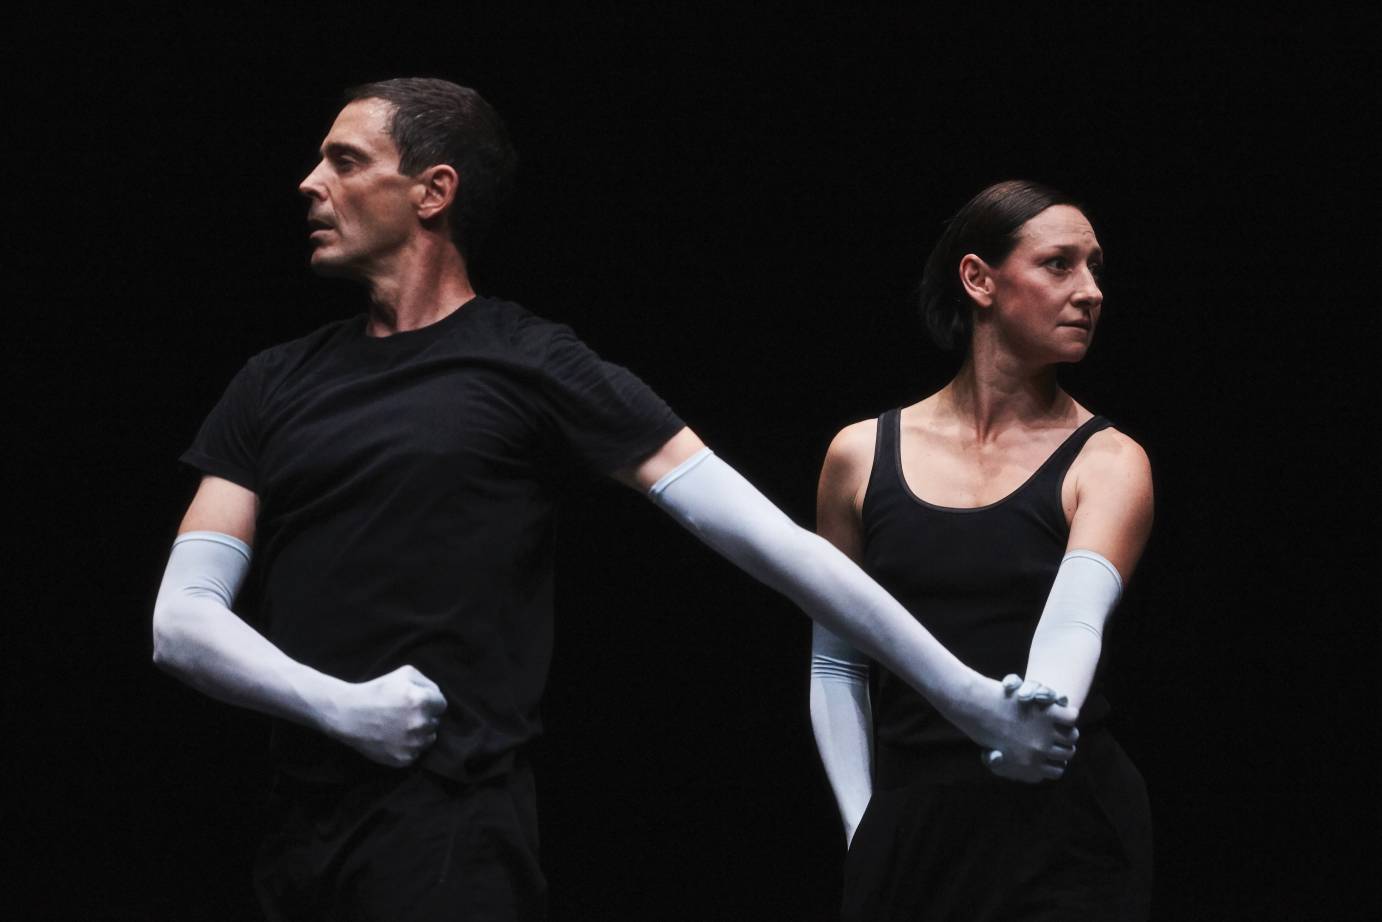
[180,357,263,491]
[537,325,685,474]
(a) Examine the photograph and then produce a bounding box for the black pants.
[843,731,1152,921]
[253,761,545,921]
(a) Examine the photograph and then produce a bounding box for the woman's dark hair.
[346,77,517,263]
[918,180,1083,351]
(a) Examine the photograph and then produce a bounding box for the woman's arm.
[810,421,878,844]
[811,624,874,846]
[1019,429,1154,711]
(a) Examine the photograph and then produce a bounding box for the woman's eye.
[1044,257,1069,272]
[1089,263,1104,281]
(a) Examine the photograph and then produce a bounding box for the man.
[152,78,1077,920]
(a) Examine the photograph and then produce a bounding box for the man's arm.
[616,427,1078,780]
[614,426,706,490]
[152,476,446,767]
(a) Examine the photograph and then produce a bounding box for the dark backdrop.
[11,7,1374,920]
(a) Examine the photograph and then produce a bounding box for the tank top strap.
[862,408,902,510]
[1028,415,1114,496]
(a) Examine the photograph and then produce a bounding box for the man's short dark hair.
[346,77,517,263]
[918,180,1085,351]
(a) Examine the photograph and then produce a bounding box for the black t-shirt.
[182,296,684,782]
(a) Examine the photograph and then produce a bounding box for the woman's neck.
[934,350,1073,444]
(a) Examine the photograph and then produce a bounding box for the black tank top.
[862,408,1114,785]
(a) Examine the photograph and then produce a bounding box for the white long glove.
[650,449,1078,777]
[984,549,1120,774]
[1018,549,1122,712]
[152,532,446,767]
[809,623,873,845]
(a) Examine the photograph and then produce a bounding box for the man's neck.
[363,238,476,337]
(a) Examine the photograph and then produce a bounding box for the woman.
[811,180,1154,920]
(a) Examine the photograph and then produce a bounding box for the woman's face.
[986,204,1104,364]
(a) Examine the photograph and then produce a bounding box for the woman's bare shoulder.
[828,417,879,454]
[823,417,880,473]
[1082,426,1152,478]
[1067,426,1155,577]
[818,417,881,504]
[818,417,882,528]
[1071,425,1154,520]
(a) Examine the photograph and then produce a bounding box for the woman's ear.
[959,253,995,309]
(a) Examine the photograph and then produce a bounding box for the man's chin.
[308,250,361,280]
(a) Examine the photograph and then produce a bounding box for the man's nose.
[299,161,327,198]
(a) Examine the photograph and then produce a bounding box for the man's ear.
[958,253,996,309]
[414,164,460,222]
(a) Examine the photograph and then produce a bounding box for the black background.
[11,6,1375,920]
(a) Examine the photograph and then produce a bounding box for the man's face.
[299,98,420,278]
